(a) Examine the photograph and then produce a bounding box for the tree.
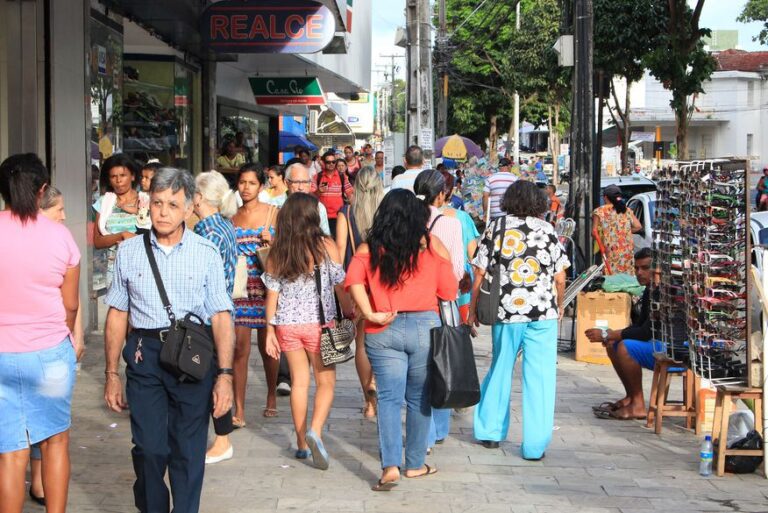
[593,0,666,172]
[644,0,716,160]
[738,0,768,45]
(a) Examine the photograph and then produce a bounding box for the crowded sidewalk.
[63,326,767,513]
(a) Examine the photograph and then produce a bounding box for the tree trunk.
[676,100,689,160]
[489,114,498,165]
[553,104,561,186]
[507,117,515,158]
[548,105,559,186]
[621,82,632,174]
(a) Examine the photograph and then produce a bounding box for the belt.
[132,328,168,340]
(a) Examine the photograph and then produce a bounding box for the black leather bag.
[429,300,481,409]
[476,215,506,325]
[143,233,215,382]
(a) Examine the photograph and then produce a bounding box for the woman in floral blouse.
[468,180,569,461]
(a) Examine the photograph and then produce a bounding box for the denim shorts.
[0,338,76,454]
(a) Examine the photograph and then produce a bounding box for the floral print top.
[592,204,634,275]
[473,215,570,323]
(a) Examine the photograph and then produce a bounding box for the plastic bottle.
[699,435,713,476]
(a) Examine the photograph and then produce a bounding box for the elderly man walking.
[103,168,235,513]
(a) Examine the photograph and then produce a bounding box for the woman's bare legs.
[284,350,312,450]
[353,320,376,417]
[38,431,70,513]
[256,328,279,415]
[233,326,253,421]
[0,447,29,513]
[30,456,44,499]
[307,351,337,437]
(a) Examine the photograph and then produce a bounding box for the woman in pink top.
[0,154,80,513]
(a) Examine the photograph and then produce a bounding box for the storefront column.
[202,58,217,171]
[48,0,92,329]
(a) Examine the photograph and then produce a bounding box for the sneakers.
[276,382,291,396]
[205,444,233,464]
[295,448,311,460]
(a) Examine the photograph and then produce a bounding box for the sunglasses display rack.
[679,160,749,386]
[651,166,690,364]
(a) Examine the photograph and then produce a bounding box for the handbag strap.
[428,214,444,233]
[263,205,277,233]
[489,215,506,316]
[346,207,357,255]
[142,232,176,324]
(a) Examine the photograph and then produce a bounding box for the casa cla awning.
[249,77,326,105]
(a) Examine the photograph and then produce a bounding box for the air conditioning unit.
[308,110,319,133]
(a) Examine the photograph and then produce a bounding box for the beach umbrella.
[435,134,484,160]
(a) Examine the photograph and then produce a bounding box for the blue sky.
[370,0,767,88]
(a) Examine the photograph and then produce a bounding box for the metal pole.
[437,0,448,138]
[406,0,418,146]
[420,0,435,163]
[513,1,521,167]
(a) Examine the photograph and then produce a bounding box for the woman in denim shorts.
[0,154,81,512]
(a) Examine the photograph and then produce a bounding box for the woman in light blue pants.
[468,181,569,461]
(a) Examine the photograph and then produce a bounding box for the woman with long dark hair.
[263,193,352,470]
[345,189,458,491]
[591,184,641,275]
[232,163,280,423]
[0,154,80,513]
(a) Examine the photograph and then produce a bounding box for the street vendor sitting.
[585,248,686,420]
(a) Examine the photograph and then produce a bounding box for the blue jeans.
[474,320,557,459]
[429,408,451,447]
[365,311,439,470]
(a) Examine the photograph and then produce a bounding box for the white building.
[605,49,768,173]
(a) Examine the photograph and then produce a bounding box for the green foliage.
[593,0,666,83]
[738,0,768,45]
[392,79,406,133]
[442,0,570,138]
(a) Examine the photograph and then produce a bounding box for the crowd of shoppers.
[0,143,576,511]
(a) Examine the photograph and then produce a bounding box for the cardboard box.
[575,291,632,365]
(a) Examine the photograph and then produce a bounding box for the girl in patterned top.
[468,180,569,461]
[231,163,278,424]
[263,193,353,470]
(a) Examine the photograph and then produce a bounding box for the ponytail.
[606,193,627,214]
[0,153,50,224]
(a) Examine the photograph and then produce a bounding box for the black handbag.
[142,233,215,382]
[476,215,506,325]
[313,264,355,367]
[429,299,481,409]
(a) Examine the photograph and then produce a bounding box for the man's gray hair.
[405,145,424,166]
[150,167,196,205]
[285,162,308,181]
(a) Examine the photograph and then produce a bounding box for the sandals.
[371,479,398,492]
[262,407,278,418]
[593,408,646,420]
[592,401,618,413]
[232,416,247,429]
[405,464,438,479]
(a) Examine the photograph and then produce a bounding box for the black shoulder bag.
[476,215,506,325]
[142,232,215,382]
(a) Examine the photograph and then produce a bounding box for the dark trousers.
[278,354,290,386]
[123,333,213,513]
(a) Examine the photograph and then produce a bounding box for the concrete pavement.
[53,326,768,513]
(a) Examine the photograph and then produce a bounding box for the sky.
[369,0,767,90]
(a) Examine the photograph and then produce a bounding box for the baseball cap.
[498,158,512,167]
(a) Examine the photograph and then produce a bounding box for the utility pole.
[436,0,448,138]
[513,1,521,167]
[380,54,404,133]
[569,0,594,265]
[406,0,435,162]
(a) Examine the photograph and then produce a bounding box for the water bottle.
[699,435,713,476]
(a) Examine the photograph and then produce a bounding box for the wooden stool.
[711,387,764,477]
[646,360,697,434]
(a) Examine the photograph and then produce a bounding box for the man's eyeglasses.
[288,179,311,185]
[324,159,336,166]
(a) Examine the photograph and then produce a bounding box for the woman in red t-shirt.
[345,189,458,491]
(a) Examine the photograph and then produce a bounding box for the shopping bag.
[429,301,481,409]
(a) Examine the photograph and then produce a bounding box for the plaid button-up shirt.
[193,213,237,296]
[105,228,233,329]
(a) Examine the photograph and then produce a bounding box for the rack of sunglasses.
[655,160,751,386]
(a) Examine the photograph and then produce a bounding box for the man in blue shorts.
[584,248,685,420]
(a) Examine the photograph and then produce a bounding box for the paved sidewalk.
[57,327,767,513]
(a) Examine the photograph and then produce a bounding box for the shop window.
[122,56,193,169]
[217,105,270,167]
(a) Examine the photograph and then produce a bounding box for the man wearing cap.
[482,157,518,222]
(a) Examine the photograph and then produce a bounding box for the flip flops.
[591,401,618,412]
[405,464,438,479]
[593,408,646,420]
[371,480,398,492]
